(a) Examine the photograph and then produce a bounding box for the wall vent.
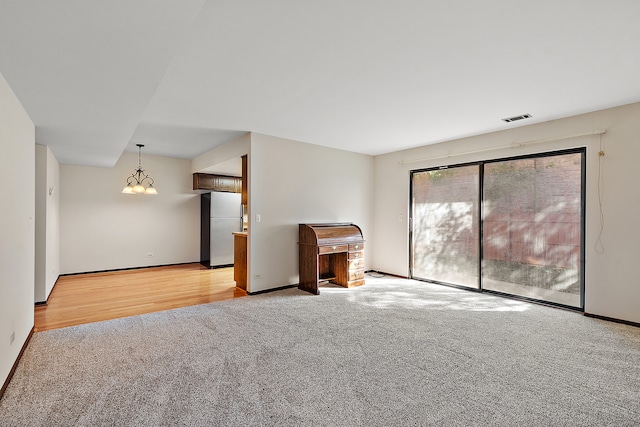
[502,113,532,123]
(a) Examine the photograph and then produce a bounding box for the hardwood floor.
[35,263,247,332]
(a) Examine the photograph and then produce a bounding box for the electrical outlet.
[10,331,15,345]
[254,274,261,279]
[147,253,153,257]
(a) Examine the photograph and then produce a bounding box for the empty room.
[1,1,639,425]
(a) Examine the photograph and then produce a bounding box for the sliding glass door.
[482,152,584,307]
[411,165,480,289]
[410,149,584,309]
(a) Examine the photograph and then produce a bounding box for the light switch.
[256,214,261,223]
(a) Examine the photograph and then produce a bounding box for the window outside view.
[482,153,583,307]
[411,150,583,308]
[412,165,480,289]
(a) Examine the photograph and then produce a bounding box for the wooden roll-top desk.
[298,223,365,295]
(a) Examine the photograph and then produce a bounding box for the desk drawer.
[348,250,364,260]
[348,269,365,281]
[348,258,365,270]
[318,244,348,255]
[349,243,364,251]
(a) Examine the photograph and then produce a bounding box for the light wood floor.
[35,263,247,332]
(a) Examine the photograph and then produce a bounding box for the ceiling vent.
[502,113,532,123]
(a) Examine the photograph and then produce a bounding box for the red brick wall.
[413,153,581,270]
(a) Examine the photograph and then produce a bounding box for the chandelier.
[121,144,158,195]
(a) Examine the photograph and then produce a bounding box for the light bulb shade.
[122,145,157,194]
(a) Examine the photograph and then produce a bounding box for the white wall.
[35,144,60,302]
[372,102,640,324]
[248,133,374,293]
[60,152,199,274]
[191,132,250,173]
[0,72,35,387]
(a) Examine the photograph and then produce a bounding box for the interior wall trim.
[248,284,297,296]
[1,327,34,401]
[59,262,199,277]
[584,312,640,329]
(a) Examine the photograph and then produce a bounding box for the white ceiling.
[1,1,639,167]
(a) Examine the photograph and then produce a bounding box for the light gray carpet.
[1,277,639,426]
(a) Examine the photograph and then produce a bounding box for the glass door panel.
[411,165,480,288]
[482,153,583,307]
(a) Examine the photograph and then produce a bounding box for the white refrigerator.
[201,192,243,268]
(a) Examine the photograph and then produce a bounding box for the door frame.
[409,147,586,310]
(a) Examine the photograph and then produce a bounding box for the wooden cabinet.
[298,223,365,294]
[241,155,248,206]
[193,173,241,193]
[233,232,247,291]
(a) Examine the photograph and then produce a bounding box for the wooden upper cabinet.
[193,173,241,193]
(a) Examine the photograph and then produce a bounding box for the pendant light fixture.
[122,144,158,195]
